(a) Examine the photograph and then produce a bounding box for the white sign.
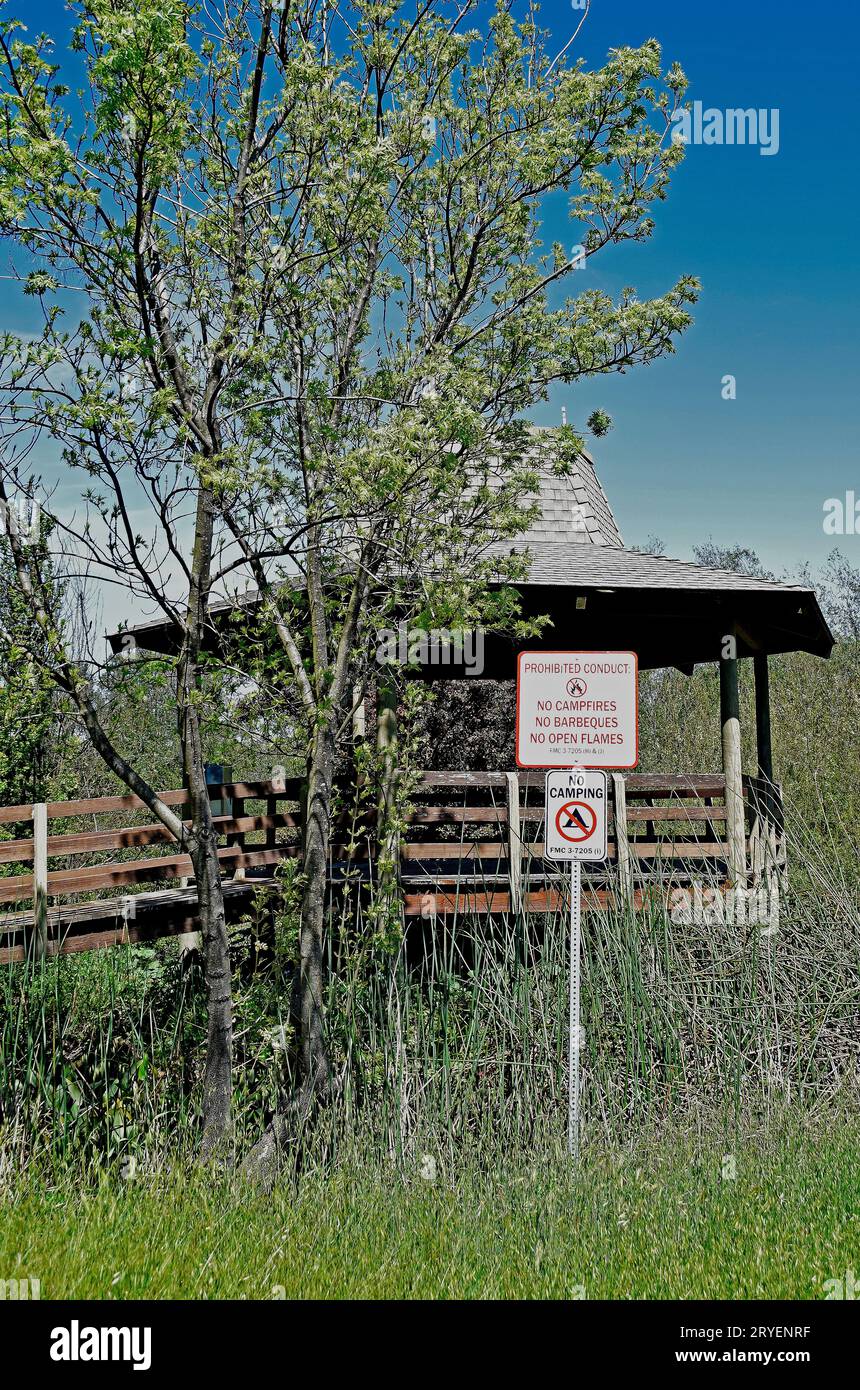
[544,769,608,862]
[516,650,638,768]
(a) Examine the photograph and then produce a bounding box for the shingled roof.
[479,435,834,664]
[107,432,835,667]
[507,434,818,601]
[508,540,819,595]
[517,436,624,549]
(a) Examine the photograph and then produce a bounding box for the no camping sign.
[514,650,636,1159]
[544,769,608,862]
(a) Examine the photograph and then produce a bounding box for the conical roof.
[516,430,624,549]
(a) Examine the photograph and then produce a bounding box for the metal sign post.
[569,858,582,1160]
[544,767,608,1160]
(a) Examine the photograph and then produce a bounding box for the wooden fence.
[394,771,784,917]
[0,779,302,963]
[0,771,784,962]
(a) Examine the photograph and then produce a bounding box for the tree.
[0,0,697,1157]
[0,0,277,1158]
[0,519,65,807]
[416,679,515,771]
[214,2,698,1123]
[692,541,774,581]
[805,551,860,642]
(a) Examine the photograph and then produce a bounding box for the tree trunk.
[239,723,337,1184]
[175,471,235,1158]
[190,818,233,1161]
[299,724,334,1097]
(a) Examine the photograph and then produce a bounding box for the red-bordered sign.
[516,650,639,769]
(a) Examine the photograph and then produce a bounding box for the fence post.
[506,772,522,916]
[375,679,401,919]
[719,653,747,886]
[32,802,48,960]
[266,765,286,852]
[611,775,633,908]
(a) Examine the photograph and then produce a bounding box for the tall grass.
[324,837,858,1166]
[3,785,855,1175]
[0,942,201,1168]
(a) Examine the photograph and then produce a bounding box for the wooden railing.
[389,771,785,918]
[0,770,785,960]
[0,779,302,962]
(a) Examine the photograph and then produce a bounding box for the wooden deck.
[0,772,785,963]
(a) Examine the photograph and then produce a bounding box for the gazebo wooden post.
[754,654,774,787]
[719,650,746,886]
[505,772,523,916]
[753,651,784,892]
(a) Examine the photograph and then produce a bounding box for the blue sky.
[5,0,859,586]
[533,0,859,574]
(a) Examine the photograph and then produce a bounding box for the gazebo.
[109,438,834,915]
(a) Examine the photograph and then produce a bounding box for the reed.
[2,787,855,1173]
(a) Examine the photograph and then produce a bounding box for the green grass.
[2,1117,858,1299]
[2,787,857,1300]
